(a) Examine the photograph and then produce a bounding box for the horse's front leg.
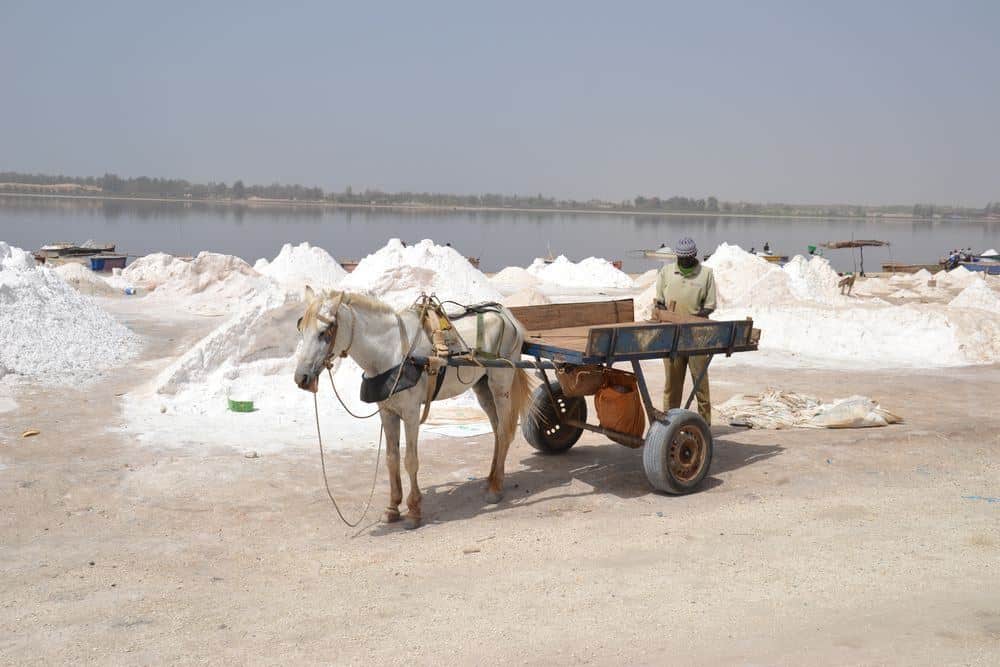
[380,408,403,523]
[402,412,423,529]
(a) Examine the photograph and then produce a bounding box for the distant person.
[763,241,771,253]
[750,247,755,254]
[654,237,717,424]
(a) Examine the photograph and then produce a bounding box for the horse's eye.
[296,317,304,332]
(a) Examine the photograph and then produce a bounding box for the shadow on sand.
[365,428,783,534]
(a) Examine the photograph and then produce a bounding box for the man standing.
[654,237,717,424]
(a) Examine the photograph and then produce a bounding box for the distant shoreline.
[0,191,967,223]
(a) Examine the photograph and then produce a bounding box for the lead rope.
[314,388,382,527]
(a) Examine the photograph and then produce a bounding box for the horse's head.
[294,286,349,393]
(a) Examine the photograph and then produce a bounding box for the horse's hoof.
[382,509,401,523]
[403,515,422,530]
[485,491,503,505]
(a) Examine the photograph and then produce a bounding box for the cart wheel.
[642,409,713,494]
[521,382,587,454]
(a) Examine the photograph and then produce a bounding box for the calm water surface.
[1,196,997,273]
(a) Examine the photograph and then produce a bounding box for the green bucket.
[228,398,255,413]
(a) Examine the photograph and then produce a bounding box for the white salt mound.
[781,254,841,303]
[949,281,1000,311]
[0,242,36,271]
[634,269,660,288]
[155,288,302,395]
[340,239,502,309]
[0,242,139,383]
[54,262,117,296]
[502,287,551,307]
[703,243,795,308]
[254,242,346,290]
[936,266,984,290]
[526,255,634,289]
[490,266,541,288]
[123,251,266,313]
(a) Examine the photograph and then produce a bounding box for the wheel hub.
[668,426,706,481]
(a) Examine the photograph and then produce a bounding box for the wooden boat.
[755,253,788,264]
[882,262,941,274]
[641,245,675,260]
[959,261,1000,275]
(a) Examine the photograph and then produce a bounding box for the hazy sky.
[3,1,998,205]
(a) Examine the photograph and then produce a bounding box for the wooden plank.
[508,299,634,332]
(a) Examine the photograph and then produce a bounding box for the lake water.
[2,196,997,273]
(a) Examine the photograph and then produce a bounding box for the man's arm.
[654,269,666,309]
[697,269,717,317]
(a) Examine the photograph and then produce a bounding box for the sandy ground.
[2,310,999,666]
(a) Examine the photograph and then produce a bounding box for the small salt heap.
[490,266,541,288]
[254,242,346,291]
[526,255,634,289]
[54,262,117,296]
[122,251,266,313]
[949,280,1000,311]
[340,239,502,308]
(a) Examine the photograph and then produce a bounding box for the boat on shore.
[33,241,126,272]
[882,262,942,274]
[755,252,788,264]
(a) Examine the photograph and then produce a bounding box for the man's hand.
[696,308,714,318]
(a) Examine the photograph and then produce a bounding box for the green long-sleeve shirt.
[655,263,717,316]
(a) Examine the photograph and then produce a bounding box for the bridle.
[299,293,356,370]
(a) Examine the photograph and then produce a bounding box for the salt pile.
[254,242,346,290]
[634,269,660,288]
[340,239,502,308]
[781,255,841,303]
[933,266,984,290]
[490,266,541,288]
[122,251,266,313]
[949,281,1000,311]
[502,287,551,307]
[702,243,796,308]
[697,243,1000,367]
[0,242,139,383]
[526,255,634,290]
[54,262,117,296]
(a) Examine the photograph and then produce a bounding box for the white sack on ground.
[717,389,901,429]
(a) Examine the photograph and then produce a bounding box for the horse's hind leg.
[380,409,403,523]
[402,413,423,529]
[472,376,504,504]
[484,369,517,504]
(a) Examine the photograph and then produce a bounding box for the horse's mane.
[302,289,395,328]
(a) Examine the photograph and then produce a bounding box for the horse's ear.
[304,285,315,301]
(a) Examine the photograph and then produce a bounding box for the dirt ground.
[2,312,999,666]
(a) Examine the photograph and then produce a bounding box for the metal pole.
[684,354,713,410]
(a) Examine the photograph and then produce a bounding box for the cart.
[444,299,760,494]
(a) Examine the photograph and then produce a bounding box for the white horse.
[294,288,532,529]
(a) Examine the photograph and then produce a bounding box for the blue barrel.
[90,257,105,271]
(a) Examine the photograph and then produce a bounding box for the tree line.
[0,171,996,220]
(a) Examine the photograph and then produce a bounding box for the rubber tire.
[642,409,713,494]
[521,382,587,454]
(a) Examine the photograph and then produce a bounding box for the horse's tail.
[500,366,535,440]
